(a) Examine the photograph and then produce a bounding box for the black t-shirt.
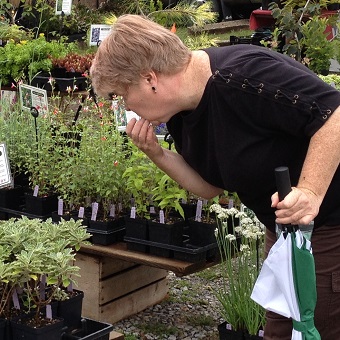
[167,45,340,231]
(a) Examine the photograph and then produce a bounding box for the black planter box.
[0,185,25,210]
[57,290,84,331]
[124,236,218,263]
[62,317,113,340]
[187,218,218,247]
[0,319,6,340]
[218,322,244,340]
[24,193,58,216]
[31,73,88,92]
[87,228,125,246]
[11,316,64,340]
[148,219,185,246]
[124,217,149,253]
[88,216,125,232]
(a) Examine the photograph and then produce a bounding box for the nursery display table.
[76,242,219,324]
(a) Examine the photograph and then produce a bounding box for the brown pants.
[263,225,340,339]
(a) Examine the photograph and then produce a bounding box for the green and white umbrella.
[251,167,320,340]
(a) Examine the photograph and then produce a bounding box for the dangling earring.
[151,86,157,93]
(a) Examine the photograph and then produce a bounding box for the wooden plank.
[75,253,101,320]
[80,242,214,276]
[100,265,167,304]
[101,257,136,278]
[110,331,124,340]
[98,278,168,324]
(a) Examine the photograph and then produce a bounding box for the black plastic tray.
[87,228,125,245]
[62,317,113,340]
[124,236,218,263]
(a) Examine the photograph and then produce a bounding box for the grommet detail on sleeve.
[274,90,282,99]
[214,70,232,83]
[310,102,332,120]
[292,94,299,104]
[212,70,220,79]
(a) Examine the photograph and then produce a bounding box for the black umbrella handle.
[275,166,292,201]
[274,166,298,235]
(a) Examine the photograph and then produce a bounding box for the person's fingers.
[126,118,137,136]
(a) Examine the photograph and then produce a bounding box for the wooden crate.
[75,252,169,324]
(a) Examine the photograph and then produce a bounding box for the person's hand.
[271,187,322,225]
[126,118,163,160]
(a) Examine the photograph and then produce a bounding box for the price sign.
[0,143,13,188]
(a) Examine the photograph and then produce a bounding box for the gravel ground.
[113,265,225,340]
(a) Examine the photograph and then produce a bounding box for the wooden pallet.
[75,252,168,324]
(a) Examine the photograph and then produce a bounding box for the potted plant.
[147,172,187,257]
[210,203,266,339]
[31,51,95,92]
[122,148,160,252]
[268,0,339,74]
[0,216,91,339]
[0,97,30,211]
[0,35,75,86]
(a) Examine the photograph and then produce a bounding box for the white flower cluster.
[211,203,265,241]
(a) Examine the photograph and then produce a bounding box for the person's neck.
[177,50,212,111]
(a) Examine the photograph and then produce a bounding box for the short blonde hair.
[90,14,192,99]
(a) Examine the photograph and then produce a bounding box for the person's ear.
[140,71,157,87]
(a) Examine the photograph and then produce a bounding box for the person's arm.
[272,105,340,225]
[126,118,224,199]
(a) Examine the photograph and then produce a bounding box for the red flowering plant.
[49,52,96,77]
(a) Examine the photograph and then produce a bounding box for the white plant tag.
[109,204,116,218]
[226,323,232,330]
[78,207,85,218]
[228,199,234,208]
[259,330,264,337]
[195,200,203,222]
[130,207,136,219]
[159,210,165,224]
[67,282,73,292]
[40,274,46,299]
[33,185,39,197]
[150,206,156,214]
[181,198,187,204]
[58,198,63,216]
[46,304,52,319]
[91,202,99,221]
[12,289,20,310]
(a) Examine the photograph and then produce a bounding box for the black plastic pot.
[187,218,217,247]
[11,315,64,340]
[218,322,244,340]
[57,290,84,331]
[24,193,58,216]
[124,217,149,253]
[0,185,25,210]
[62,317,113,340]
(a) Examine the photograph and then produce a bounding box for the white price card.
[0,143,13,188]
[55,0,72,15]
[19,84,48,116]
[89,24,111,46]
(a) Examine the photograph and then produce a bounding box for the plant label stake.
[12,288,20,310]
[130,206,136,219]
[109,204,116,218]
[33,185,39,197]
[58,198,64,216]
[159,210,165,224]
[195,199,203,222]
[91,202,99,221]
[78,207,85,218]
